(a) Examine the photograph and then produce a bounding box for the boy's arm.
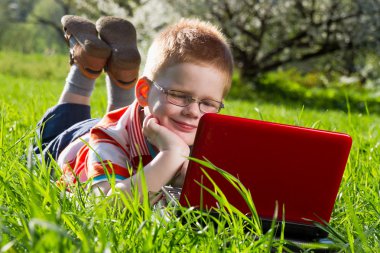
[92,149,188,197]
[92,115,189,199]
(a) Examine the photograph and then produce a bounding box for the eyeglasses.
[153,82,224,113]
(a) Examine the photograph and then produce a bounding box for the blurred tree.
[168,0,380,83]
[30,0,147,28]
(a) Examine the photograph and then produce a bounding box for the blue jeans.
[34,103,99,163]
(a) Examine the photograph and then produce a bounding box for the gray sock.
[106,75,135,109]
[63,65,96,97]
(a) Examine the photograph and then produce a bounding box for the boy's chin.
[172,130,194,146]
[180,134,195,146]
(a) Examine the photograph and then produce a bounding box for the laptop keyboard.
[162,186,182,204]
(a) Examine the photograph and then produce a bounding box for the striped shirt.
[57,101,153,186]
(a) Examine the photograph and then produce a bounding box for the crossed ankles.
[61,15,141,89]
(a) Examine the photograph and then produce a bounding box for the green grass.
[0,52,379,252]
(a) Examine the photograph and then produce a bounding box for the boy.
[36,15,234,199]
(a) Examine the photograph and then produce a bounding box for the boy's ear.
[135,77,151,107]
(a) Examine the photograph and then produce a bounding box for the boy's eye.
[168,91,193,104]
[167,90,193,106]
[201,100,219,109]
[168,91,190,100]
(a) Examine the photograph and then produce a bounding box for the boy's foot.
[61,15,111,79]
[96,17,141,90]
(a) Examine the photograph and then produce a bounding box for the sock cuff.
[106,75,135,109]
[65,65,96,97]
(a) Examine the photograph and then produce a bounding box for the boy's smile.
[146,63,227,146]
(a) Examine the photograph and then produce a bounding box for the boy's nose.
[182,101,201,118]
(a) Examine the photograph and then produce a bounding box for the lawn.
[0,52,379,252]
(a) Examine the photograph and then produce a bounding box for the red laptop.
[178,113,352,240]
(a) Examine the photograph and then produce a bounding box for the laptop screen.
[180,113,352,225]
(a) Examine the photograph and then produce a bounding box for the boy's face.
[146,63,227,146]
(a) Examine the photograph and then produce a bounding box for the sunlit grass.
[0,52,379,251]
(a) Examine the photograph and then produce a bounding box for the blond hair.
[143,18,234,96]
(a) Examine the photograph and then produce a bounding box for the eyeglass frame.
[152,81,225,113]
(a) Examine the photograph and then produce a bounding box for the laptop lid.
[179,113,352,227]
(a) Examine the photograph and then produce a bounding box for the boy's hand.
[143,115,190,156]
